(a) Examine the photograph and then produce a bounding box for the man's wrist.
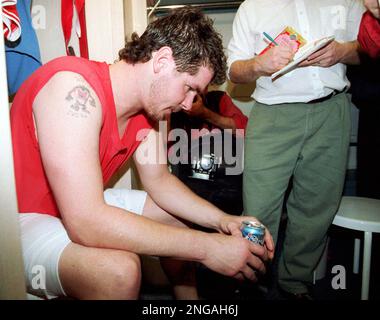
[251,56,268,78]
[199,106,211,120]
[339,41,360,65]
[230,58,264,83]
[192,230,210,262]
[214,212,233,233]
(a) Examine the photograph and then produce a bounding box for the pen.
[263,32,278,46]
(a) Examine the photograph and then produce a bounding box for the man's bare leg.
[142,195,199,300]
[159,257,198,300]
[59,243,141,299]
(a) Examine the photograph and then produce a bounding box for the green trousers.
[243,93,351,294]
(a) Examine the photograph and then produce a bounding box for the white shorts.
[20,188,147,299]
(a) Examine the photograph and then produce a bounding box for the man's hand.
[365,0,380,19]
[218,214,275,261]
[299,40,361,67]
[229,44,293,83]
[203,232,268,281]
[255,45,294,76]
[298,41,345,68]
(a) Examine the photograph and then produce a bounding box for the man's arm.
[218,93,248,130]
[227,2,294,84]
[365,0,380,19]
[134,128,274,258]
[229,45,294,84]
[184,94,236,130]
[199,108,236,129]
[134,129,226,230]
[33,72,268,279]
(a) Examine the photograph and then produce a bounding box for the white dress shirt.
[227,0,365,105]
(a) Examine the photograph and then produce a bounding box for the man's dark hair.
[119,6,227,85]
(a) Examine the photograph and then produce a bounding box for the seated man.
[11,7,273,300]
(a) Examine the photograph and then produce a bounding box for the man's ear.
[152,46,175,74]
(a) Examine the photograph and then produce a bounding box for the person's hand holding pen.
[254,32,294,76]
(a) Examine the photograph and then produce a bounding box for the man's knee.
[61,247,143,300]
[104,252,142,299]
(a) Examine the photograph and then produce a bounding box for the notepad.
[271,35,335,80]
[260,26,307,56]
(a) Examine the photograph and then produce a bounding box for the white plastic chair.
[332,196,380,300]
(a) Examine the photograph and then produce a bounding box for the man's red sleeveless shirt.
[11,56,153,218]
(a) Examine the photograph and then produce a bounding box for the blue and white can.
[241,221,265,246]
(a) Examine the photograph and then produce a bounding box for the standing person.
[11,7,274,300]
[228,0,364,299]
[358,0,380,58]
[349,0,380,200]
[347,59,380,200]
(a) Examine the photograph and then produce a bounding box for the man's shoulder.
[33,70,102,122]
[42,56,101,75]
[36,57,108,103]
[239,0,256,10]
[46,55,93,65]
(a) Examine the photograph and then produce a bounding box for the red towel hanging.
[61,0,89,59]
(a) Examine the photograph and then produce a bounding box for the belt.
[307,90,343,104]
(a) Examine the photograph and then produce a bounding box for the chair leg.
[361,232,372,300]
[353,238,360,274]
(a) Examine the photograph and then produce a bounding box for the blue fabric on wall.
[5,0,42,95]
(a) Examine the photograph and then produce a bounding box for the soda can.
[241,221,265,246]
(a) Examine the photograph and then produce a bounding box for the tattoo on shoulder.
[65,85,96,118]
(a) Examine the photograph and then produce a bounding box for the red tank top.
[11,56,153,217]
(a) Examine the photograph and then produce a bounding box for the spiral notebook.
[271,35,335,80]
